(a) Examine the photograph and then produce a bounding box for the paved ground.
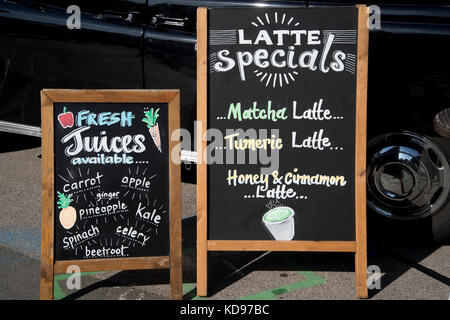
[0,133,449,300]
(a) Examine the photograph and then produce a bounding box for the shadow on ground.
[59,216,449,300]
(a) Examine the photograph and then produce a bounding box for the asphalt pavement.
[0,133,448,300]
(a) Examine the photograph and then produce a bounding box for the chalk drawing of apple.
[57,192,77,229]
[58,107,74,128]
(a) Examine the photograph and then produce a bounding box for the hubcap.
[367,132,450,220]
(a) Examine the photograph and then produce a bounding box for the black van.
[1,0,449,241]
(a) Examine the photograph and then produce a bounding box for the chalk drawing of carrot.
[142,108,162,153]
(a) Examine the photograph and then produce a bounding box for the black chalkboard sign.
[197,6,369,298]
[53,102,170,260]
[208,7,358,241]
[41,90,182,300]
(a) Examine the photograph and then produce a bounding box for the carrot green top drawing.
[142,108,162,153]
[143,108,159,127]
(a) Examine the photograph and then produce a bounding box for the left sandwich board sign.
[40,89,182,300]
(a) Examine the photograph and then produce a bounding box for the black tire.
[432,205,450,242]
[368,210,435,243]
[181,161,196,184]
[431,136,450,242]
[366,132,450,243]
[368,208,450,243]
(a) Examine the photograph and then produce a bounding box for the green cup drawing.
[262,206,295,241]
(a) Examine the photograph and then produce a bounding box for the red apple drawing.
[58,107,74,128]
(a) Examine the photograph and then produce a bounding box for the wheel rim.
[367,131,450,220]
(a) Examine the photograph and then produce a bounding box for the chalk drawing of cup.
[262,206,295,241]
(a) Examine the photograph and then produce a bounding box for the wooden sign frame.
[40,89,182,300]
[196,6,369,298]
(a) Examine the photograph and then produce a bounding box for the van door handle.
[103,10,139,23]
[151,14,188,28]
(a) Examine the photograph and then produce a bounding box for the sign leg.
[40,263,54,300]
[196,199,208,296]
[355,246,368,298]
[196,246,207,296]
[170,257,182,300]
[170,198,182,300]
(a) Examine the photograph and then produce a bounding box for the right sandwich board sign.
[197,6,369,298]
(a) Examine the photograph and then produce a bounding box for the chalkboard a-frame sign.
[197,6,369,298]
[40,89,182,300]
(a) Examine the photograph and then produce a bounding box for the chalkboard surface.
[53,102,169,260]
[207,7,358,241]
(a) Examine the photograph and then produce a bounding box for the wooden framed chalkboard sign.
[197,6,369,298]
[40,89,182,300]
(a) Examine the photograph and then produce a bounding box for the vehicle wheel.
[182,161,196,184]
[366,131,450,242]
[432,205,450,242]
